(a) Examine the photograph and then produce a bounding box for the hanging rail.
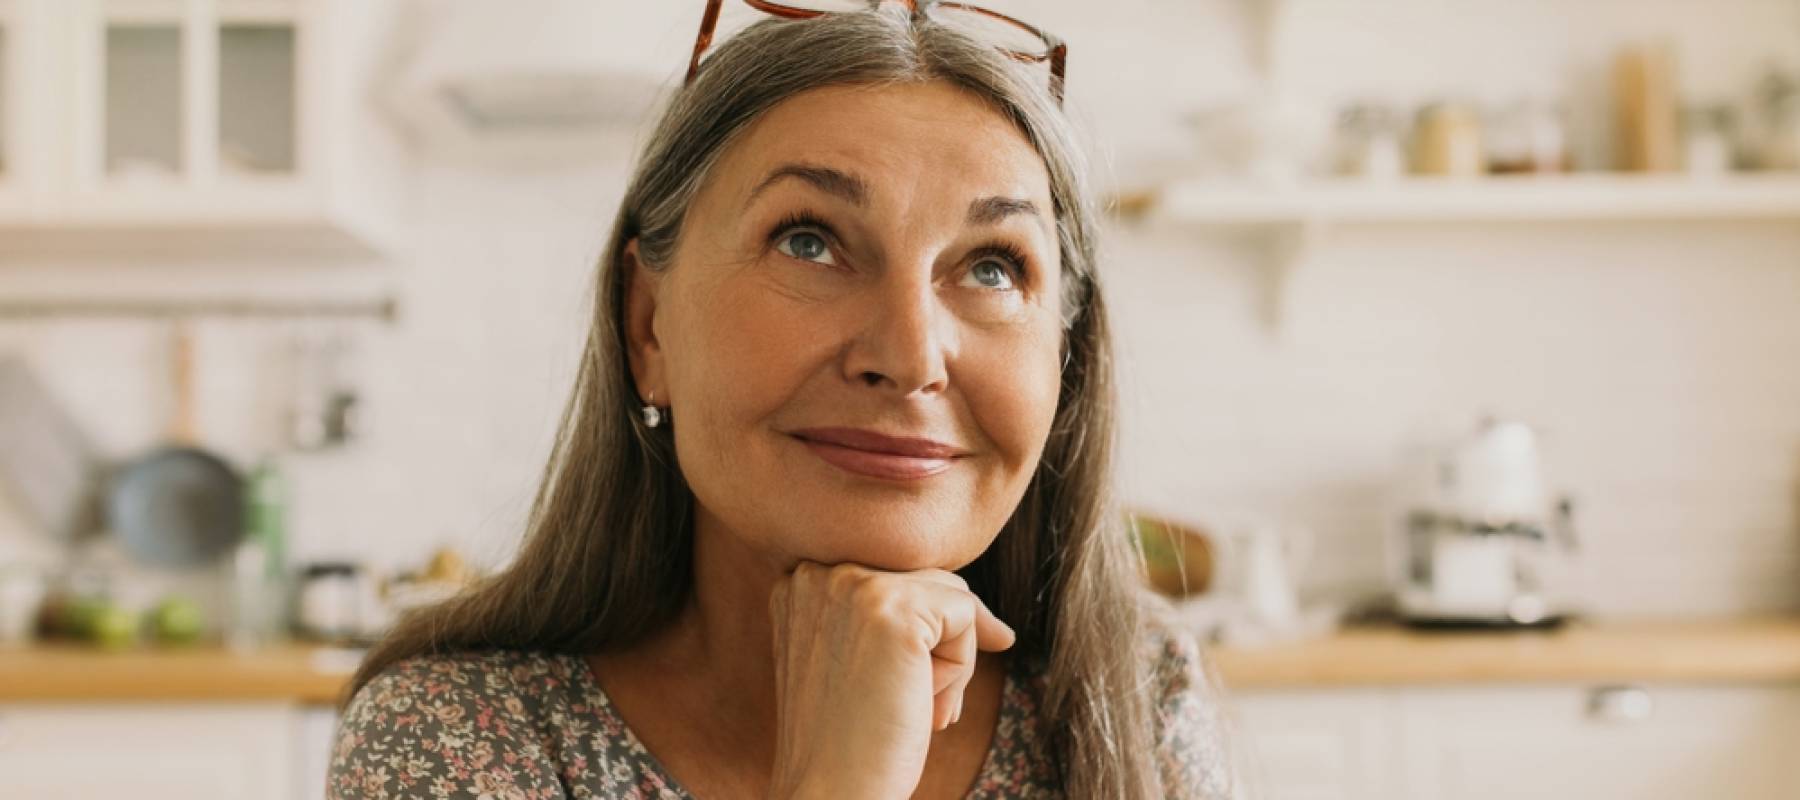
[0,296,400,323]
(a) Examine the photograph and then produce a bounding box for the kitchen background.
[1,1,1798,799]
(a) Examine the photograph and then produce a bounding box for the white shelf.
[1154,174,1800,227]
[0,195,394,259]
[1145,173,1800,339]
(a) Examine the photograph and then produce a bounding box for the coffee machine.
[1390,416,1581,628]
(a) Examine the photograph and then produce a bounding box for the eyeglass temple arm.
[692,0,836,84]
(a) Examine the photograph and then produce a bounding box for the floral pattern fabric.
[326,620,1236,799]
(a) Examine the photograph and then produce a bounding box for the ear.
[621,238,666,406]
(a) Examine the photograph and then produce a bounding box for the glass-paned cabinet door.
[100,0,185,184]
[218,9,297,177]
[92,0,303,188]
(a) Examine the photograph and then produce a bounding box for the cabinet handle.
[1586,685,1655,724]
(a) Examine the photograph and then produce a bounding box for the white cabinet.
[0,0,407,260]
[1229,684,1800,800]
[1226,689,1400,800]
[1396,685,1800,800]
[0,702,317,800]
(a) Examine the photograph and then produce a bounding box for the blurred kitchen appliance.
[1391,416,1581,628]
[296,562,382,645]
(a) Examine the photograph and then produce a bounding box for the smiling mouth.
[787,428,966,482]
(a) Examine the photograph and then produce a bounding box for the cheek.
[669,283,820,439]
[965,325,1063,478]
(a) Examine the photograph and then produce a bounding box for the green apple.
[149,595,205,645]
[87,603,140,651]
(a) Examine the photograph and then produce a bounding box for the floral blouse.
[326,619,1238,799]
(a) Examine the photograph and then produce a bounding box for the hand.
[766,561,1016,800]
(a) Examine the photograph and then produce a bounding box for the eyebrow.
[749,163,869,208]
[748,162,1046,230]
[966,196,1041,227]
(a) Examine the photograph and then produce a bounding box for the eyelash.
[765,211,1032,286]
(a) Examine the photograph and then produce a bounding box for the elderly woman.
[327,2,1236,798]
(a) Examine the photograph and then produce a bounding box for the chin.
[778,510,989,573]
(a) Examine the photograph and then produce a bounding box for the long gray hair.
[350,7,1162,796]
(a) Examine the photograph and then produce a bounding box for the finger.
[901,582,984,730]
[768,579,790,691]
[933,615,978,729]
[973,598,1016,653]
[905,570,1017,654]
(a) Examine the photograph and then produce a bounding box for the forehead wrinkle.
[746,163,871,209]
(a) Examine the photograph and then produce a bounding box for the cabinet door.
[0,703,299,800]
[1397,685,1800,800]
[1228,689,1400,800]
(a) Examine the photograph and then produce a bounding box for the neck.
[656,504,794,731]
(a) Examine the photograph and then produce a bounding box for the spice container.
[1682,104,1740,176]
[1412,102,1486,177]
[1487,99,1569,174]
[1756,69,1800,170]
[1334,103,1406,180]
[1614,42,1681,172]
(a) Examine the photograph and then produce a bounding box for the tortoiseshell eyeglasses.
[685,0,1068,106]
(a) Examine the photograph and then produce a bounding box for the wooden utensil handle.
[171,322,197,444]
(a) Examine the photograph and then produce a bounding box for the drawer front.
[0,703,299,800]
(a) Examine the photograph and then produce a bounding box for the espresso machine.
[1390,416,1582,628]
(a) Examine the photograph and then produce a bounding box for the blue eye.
[963,257,1019,291]
[775,230,835,265]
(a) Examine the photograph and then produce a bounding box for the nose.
[842,274,950,397]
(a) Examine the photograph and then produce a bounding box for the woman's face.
[625,80,1065,572]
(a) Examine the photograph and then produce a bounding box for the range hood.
[386,0,687,164]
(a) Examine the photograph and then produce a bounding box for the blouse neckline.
[565,652,1019,798]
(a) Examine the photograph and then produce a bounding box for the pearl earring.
[641,392,664,428]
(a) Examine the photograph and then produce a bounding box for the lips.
[788,427,967,481]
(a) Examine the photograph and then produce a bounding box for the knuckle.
[826,563,869,596]
[847,577,905,624]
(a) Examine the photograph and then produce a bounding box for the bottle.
[226,455,289,651]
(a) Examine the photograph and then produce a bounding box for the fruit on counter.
[149,594,205,645]
[36,594,108,640]
[87,602,140,651]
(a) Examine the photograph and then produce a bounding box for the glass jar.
[1335,103,1406,180]
[1682,104,1739,176]
[1487,99,1569,174]
[1412,102,1486,177]
[1758,69,1800,170]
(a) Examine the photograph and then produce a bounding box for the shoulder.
[1138,595,1241,800]
[327,649,578,800]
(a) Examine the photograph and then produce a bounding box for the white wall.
[0,0,1795,619]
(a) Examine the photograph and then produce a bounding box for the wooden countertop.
[0,642,361,706]
[1210,616,1800,689]
[2,617,1797,703]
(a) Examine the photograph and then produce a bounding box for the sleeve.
[325,655,562,800]
[1144,612,1243,800]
